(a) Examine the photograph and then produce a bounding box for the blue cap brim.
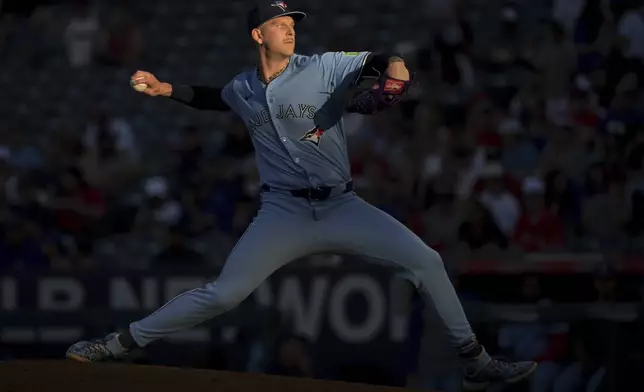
[267,11,307,23]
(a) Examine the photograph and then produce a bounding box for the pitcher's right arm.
[130,70,231,111]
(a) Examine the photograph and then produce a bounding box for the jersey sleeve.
[320,51,371,90]
[220,81,236,111]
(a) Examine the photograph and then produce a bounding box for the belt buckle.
[309,187,329,201]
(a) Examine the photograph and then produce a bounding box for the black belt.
[261,181,353,201]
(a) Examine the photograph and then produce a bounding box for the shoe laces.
[87,338,112,356]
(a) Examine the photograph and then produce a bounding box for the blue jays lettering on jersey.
[221,51,370,190]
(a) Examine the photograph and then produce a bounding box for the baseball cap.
[247,1,307,33]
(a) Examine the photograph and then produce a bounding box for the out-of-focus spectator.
[534,20,577,125]
[551,263,615,392]
[573,0,613,52]
[569,78,603,130]
[44,124,85,174]
[97,0,142,67]
[458,199,508,253]
[477,163,521,237]
[422,186,462,251]
[602,73,642,147]
[5,130,44,170]
[83,110,138,160]
[81,110,139,194]
[582,177,631,250]
[7,169,53,230]
[450,145,487,200]
[616,2,644,67]
[181,177,216,235]
[48,166,105,268]
[544,170,583,239]
[574,0,615,101]
[498,118,540,179]
[0,216,67,271]
[0,219,42,270]
[540,124,589,182]
[173,125,205,185]
[152,224,205,267]
[63,0,100,68]
[132,176,184,237]
[190,158,246,236]
[432,6,475,91]
[497,275,570,392]
[553,0,587,36]
[356,154,393,207]
[496,0,522,57]
[593,262,619,302]
[220,120,255,159]
[413,105,446,186]
[513,176,566,252]
[583,161,609,196]
[348,126,380,191]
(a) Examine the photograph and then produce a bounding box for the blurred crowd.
[2,0,643,271]
[404,265,644,392]
[361,0,644,259]
[2,1,644,390]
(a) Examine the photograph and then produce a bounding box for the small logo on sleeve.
[300,126,326,147]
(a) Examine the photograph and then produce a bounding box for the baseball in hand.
[131,82,148,92]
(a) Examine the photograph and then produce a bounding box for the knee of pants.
[408,248,447,279]
[201,281,249,312]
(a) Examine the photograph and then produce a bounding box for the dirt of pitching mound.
[0,361,438,392]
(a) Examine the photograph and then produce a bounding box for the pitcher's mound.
[0,360,436,392]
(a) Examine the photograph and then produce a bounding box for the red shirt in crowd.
[513,210,565,251]
[57,188,106,233]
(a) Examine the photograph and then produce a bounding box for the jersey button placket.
[266,73,310,189]
[265,89,288,150]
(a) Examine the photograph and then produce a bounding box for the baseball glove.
[346,72,412,115]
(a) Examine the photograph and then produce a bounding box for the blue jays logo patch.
[300,126,326,146]
[271,1,288,11]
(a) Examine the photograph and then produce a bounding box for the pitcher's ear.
[251,28,263,45]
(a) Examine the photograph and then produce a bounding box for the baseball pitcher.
[66,2,537,390]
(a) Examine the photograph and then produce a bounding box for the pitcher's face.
[254,16,296,57]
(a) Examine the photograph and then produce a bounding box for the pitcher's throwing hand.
[130,71,172,97]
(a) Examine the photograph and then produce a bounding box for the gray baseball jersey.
[129,51,485,369]
[221,51,369,189]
